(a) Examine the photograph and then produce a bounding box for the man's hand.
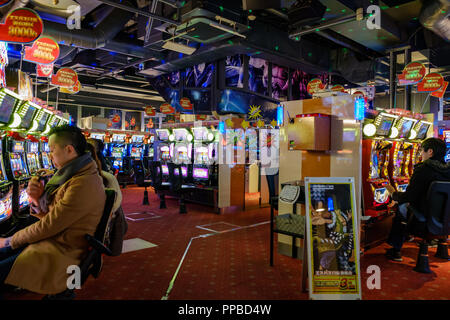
[0,237,11,248]
[26,176,45,206]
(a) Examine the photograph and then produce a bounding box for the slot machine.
[409,120,433,171]
[192,126,217,186]
[362,112,398,218]
[171,128,193,180]
[128,134,145,161]
[0,134,14,236]
[107,133,127,174]
[25,137,41,175]
[143,134,155,170]
[39,137,53,170]
[444,130,450,163]
[155,129,173,180]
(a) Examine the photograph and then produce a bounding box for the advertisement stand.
[304,177,362,300]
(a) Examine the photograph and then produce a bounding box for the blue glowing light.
[218,121,225,134]
[327,197,334,212]
[354,98,365,121]
[277,105,284,126]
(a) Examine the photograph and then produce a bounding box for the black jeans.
[387,205,426,251]
[0,246,25,285]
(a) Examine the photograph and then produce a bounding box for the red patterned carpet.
[3,186,450,300]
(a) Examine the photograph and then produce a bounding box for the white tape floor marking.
[161,220,270,300]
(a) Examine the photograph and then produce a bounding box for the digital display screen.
[271,64,288,101]
[112,147,124,158]
[444,131,450,143]
[13,142,24,153]
[175,150,189,163]
[225,55,244,88]
[21,104,36,130]
[26,153,39,174]
[112,134,126,143]
[19,188,30,209]
[131,135,144,143]
[192,128,208,141]
[42,142,50,152]
[193,167,209,179]
[37,111,50,132]
[0,192,12,222]
[130,147,142,158]
[248,57,268,96]
[90,134,105,141]
[28,142,39,153]
[149,136,155,144]
[157,130,169,141]
[173,129,188,141]
[174,166,188,177]
[397,184,408,192]
[161,165,169,175]
[161,151,170,161]
[113,159,122,170]
[10,154,26,178]
[445,150,450,163]
[0,93,17,124]
[376,116,395,136]
[416,123,430,140]
[398,119,415,138]
[182,89,211,114]
[374,187,389,204]
[218,89,277,119]
[41,153,51,169]
[148,148,154,158]
[185,63,213,88]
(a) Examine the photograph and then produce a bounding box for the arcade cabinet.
[143,134,155,170]
[192,126,218,187]
[128,134,145,162]
[409,120,432,170]
[25,137,41,175]
[171,128,193,181]
[108,133,127,174]
[156,129,173,181]
[361,111,398,249]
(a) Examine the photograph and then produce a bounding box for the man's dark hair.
[421,137,446,161]
[48,124,87,156]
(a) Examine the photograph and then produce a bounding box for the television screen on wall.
[182,89,211,114]
[217,89,277,120]
[248,57,268,96]
[225,55,244,88]
[185,63,214,88]
[271,64,288,101]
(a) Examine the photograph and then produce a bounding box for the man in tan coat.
[0,124,106,295]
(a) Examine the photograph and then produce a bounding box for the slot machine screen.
[374,187,389,204]
[27,154,39,173]
[130,147,142,158]
[157,130,169,141]
[149,135,155,143]
[174,129,187,141]
[42,153,51,169]
[131,135,144,143]
[174,166,188,177]
[37,112,50,132]
[0,93,17,124]
[91,134,105,141]
[193,128,208,141]
[10,154,26,178]
[148,148,154,158]
[398,119,415,138]
[112,134,126,143]
[0,192,12,222]
[21,104,36,130]
[0,143,5,182]
[369,151,379,179]
[28,142,39,153]
[376,116,395,136]
[195,147,209,164]
[161,165,169,175]
[112,147,124,158]
[19,188,30,209]
[416,123,430,140]
[397,184,408,192]
[193,167,209,180]
[113,159,123,170]
[12,142,24,153]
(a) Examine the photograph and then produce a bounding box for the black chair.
[411,181,450,273]
[43,188,117,300]
[132,159,152,205]
[168,163,195,214]
[149,161,171,209]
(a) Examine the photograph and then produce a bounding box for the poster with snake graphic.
[305,177,361,300]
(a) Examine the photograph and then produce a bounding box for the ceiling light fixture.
[162,27,197,55]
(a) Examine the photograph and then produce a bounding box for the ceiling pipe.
[289,14,356,38]
[96,0,180,25]
[420,0,450,41]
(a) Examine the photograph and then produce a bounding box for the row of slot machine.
[0,88,69,236]
[362,110,432,220]
[444,130,450,163]
[155,126,219,187]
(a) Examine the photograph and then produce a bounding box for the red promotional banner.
[160,103,175,114]
[398,62,426,86]
[180,97,193,110]
[196,114,207,121]
[331,85,346,92]
[36,63,53,77]
[307,78,325,95]
[60,80,81,94]
[24,36,60,65]
[0,8,43,43]
[417,73,444,92]
[145,106,156,116]
[51,67,78,88]
[0,1,13,7]
[431,81,449,98]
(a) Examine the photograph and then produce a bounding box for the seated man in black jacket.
[385,137,450,261]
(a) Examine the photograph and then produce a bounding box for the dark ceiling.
[1,0,450,113]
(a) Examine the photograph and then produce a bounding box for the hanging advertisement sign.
[397,61,426,86]
[18,70,33,100]
[0,1,13,7]
[0,41,7,87]
[60,80,81,94]
[24,36,60,65]
[179,97,193,110]
[50,67,78,88]
[160,103,175,114]
[431,81,449,98]
[331,85,346,93]
[0,8,43,43]
[36,63,53,77]
[307,78,326,95]
[305,177,361,300]
[417,73,444,92]
[145,106,156,116]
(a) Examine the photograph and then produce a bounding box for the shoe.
[386,248,403,262]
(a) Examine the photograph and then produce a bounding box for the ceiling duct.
[41,0,134,49]
[288,0,327,30]
[420,0,450,41]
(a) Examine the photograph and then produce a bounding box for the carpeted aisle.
[3,186,450,300]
